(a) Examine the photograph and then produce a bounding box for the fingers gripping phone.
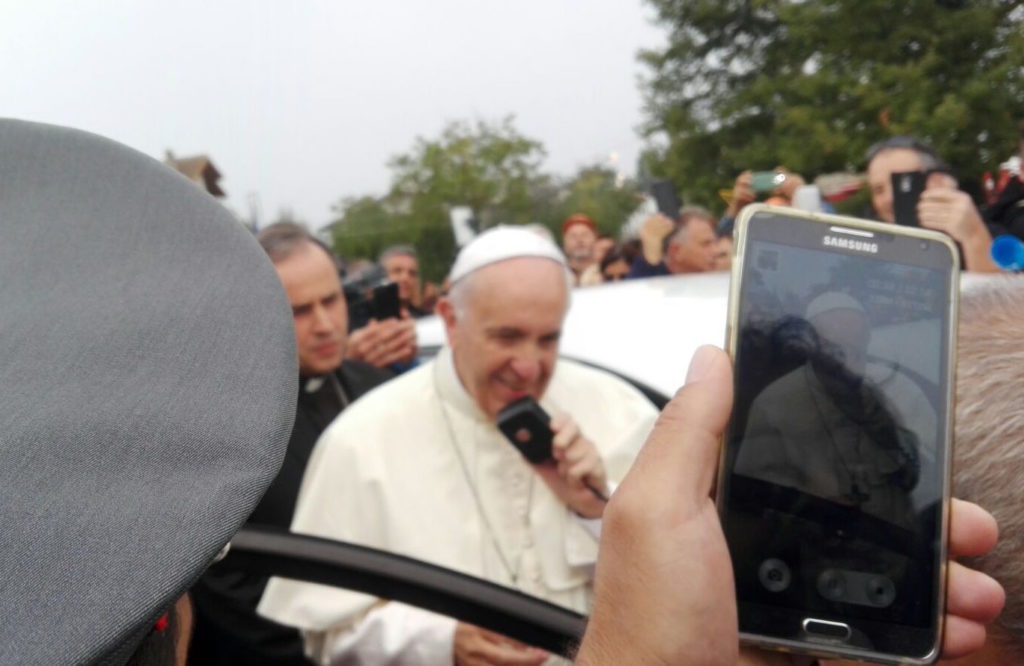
[718,205,959,664]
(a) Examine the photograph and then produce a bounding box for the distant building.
[164,151,225,198]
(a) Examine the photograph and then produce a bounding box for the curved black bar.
[230,526,587,657]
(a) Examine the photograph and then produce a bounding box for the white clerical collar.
[435,346,490,423]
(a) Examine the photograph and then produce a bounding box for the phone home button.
[802,618,852,641]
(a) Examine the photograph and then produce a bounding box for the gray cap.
[0,119,297,663]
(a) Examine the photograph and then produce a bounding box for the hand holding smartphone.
[497,398,609,504]
[718,205,959,664]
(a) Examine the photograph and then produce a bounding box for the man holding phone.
[259,226,658,664]
[866,136,999,272]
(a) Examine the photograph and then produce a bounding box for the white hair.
[955,275,1024,655]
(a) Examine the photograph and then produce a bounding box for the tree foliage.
[639,0,1024,211]
[329,118,643,282]
[329,118,548,282]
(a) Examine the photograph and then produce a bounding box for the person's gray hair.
[257,222,338,268]
[955,275,1024,654]
[865,135,947,172]
[379,244,418,264]
[664,206,716,253]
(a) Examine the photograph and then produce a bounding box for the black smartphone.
[650,179,682,218]
[371,282,401,320]
[497,397,553,464]
[718,205,959,664]
[891,171,927,226]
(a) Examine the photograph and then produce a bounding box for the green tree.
[639,0,1024,212]
[537,165,645,238]
[329,117,549,282]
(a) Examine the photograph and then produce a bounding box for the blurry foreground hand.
[576,346,1004,665]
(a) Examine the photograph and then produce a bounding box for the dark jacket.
[626,255,670,279]
[986,176,1024,240]
[188,361,392,665]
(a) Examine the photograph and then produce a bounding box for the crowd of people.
[183,128,1024,666]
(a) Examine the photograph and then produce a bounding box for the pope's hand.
[532,413,608,519]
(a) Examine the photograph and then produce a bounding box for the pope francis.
[259,226,659,665]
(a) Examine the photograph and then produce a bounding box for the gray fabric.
[0,119,298,664]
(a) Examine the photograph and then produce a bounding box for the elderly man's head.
[664,207,718,274]
[258,223,348,377]
[437,227,571,420]
[866,136,947,224]
[953,277,1024,664]
[380,245,420,307]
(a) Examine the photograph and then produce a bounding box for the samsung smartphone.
[891,171,927,226]
[718,204,959,664]
[497,397,553,464]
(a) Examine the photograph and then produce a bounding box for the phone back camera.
[758,558,791,592]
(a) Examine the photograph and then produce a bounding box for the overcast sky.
[3,0,667,229]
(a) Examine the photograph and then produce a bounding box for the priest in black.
[189,223,393,665]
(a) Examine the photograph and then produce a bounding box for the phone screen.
[720,210,956,660]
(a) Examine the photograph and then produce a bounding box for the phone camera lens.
[817,569,847,601]
[865,575,896,607]
[758,558,791,592]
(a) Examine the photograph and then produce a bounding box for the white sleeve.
[572,514,603,542]
[564,481,618,566]
[315,602,457,666]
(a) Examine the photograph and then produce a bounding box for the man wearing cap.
[259,226,658,664]
[561,213,600,285]
[190,222,394,665]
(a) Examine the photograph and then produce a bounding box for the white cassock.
[258,346,659,664]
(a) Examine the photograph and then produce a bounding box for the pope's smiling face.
[439,257,569,420]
